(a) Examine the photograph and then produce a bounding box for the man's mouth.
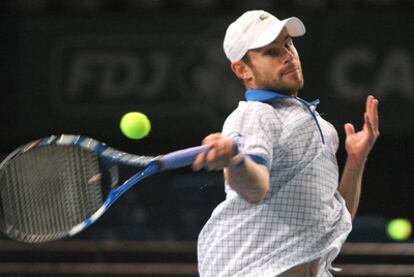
[282,66,299,76]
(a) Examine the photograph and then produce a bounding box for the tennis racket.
[0,134,208,243]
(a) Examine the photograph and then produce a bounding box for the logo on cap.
[259,14,269,20]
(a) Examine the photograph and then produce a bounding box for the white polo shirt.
[197,89,352,277]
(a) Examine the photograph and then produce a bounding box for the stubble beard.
[248,61,305,96]
[256,72,304,96]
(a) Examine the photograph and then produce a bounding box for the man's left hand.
[344,95,379,166]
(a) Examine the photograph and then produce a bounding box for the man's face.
[243,28,304,96]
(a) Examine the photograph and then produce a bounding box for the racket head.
[0,134,151,243]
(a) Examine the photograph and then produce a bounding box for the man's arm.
[193,133,270,204]
[338,95,379,219]
[224,157,269,204]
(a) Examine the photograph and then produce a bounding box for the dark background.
[0,0,413,243]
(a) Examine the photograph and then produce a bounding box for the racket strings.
[0,145,103,243]
[63,146,103,228]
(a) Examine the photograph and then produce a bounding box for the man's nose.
[283,48,295,63]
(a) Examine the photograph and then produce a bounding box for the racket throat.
[68,205,106,236]
[111,163,160,201]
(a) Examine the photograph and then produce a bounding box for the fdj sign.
[65,51,170,101]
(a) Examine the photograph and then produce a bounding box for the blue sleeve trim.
[246,154,270,170]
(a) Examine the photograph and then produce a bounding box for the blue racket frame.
[65,136,208,236]
[1,134,208,240]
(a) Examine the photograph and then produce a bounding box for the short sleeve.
[222,101,276,170]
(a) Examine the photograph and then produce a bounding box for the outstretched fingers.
[365,95,380,139]
[344,123,355,137]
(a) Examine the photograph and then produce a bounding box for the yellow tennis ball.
[119,112,151,139]
[387,218,412,241]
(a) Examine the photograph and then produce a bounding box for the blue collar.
[244,89,320,108]
[245,89,325,144]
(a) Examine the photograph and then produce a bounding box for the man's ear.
[231,60,252,81]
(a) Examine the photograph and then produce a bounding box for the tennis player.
[193,10,379,277]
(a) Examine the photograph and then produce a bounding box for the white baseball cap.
[223,10,306,62]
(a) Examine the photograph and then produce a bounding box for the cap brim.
[284,17,306,37]
[249,16,306,50]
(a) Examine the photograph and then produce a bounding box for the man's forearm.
[224,156,270,204]
[338,157,366,219]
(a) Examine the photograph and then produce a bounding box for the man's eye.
[285,39,293,48]
[266,48,278,56]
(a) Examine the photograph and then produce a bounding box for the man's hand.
[192,133,269,203]
[344,95,379,166]
[339,95,379,218]
[192,133,241,171]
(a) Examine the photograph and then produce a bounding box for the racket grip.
[158,145,209,170]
